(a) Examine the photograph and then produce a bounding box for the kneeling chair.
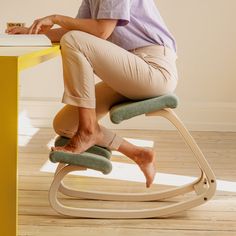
[49,94,216,218]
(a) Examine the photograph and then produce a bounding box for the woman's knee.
[52,112,68,137]
[60,30,92,50]
[52,105,77,138]
[60,30,77,49]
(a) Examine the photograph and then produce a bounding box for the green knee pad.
[49,136,112,174]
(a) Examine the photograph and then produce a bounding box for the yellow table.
[0,45,60,236]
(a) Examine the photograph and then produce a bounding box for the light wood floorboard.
[18,128,236,235]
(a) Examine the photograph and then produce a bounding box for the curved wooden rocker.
[48,94,217,218]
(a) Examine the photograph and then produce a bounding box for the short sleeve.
[97,0,131,26]
[75,0,91,19]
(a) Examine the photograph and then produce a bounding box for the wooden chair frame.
[49,108,217,218]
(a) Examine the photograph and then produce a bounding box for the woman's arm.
[6,26,68,43]
[54,15,118,40]
[29,15,118,40]
[45,27,69,43]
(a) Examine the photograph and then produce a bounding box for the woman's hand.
[6,26,29,34]
[28,15,56,34]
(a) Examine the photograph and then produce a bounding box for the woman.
[7,0,178,188]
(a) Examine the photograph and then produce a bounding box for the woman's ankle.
[77,123,100,136]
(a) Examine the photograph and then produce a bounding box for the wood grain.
[18,128,236,235]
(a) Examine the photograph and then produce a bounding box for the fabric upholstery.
[109,94,179,124]
[49,151,112,175]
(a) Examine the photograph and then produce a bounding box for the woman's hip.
[130,44,179,82]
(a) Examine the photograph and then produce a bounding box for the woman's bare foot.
[51,124,104,154]
[132,147,156,188]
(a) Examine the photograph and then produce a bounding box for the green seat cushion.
[49,151,112,175]
[109,94,179,124]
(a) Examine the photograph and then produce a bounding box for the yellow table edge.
[18,44,61,71]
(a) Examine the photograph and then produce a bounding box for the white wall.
[1,0,236,131]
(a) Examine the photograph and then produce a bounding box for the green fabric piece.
[109,94,179,124]
[54,136,111,159]
[49,151,112,175]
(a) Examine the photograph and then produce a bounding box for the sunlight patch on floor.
[40,160,236,192]
[41,159,196,185]
[47,137,57,149]
[18,110,39,146]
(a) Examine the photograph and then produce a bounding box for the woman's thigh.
[53,81,128,137]
[61,31,177,100]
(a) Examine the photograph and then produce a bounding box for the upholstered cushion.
[49,151,112,175]
[49,136,112,174]
[54,136,111,159]
[109,94,179,124]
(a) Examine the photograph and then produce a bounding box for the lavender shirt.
[76,0,176,52]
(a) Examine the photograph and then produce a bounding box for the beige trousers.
[53,31,178,150]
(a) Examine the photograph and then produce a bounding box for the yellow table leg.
[0,57,18,236]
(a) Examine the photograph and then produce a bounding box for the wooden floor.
[18,128,236,236]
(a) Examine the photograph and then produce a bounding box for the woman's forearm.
[45,27,69,43]
[53,15,117,39]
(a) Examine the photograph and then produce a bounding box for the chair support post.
[146,108,216,200]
